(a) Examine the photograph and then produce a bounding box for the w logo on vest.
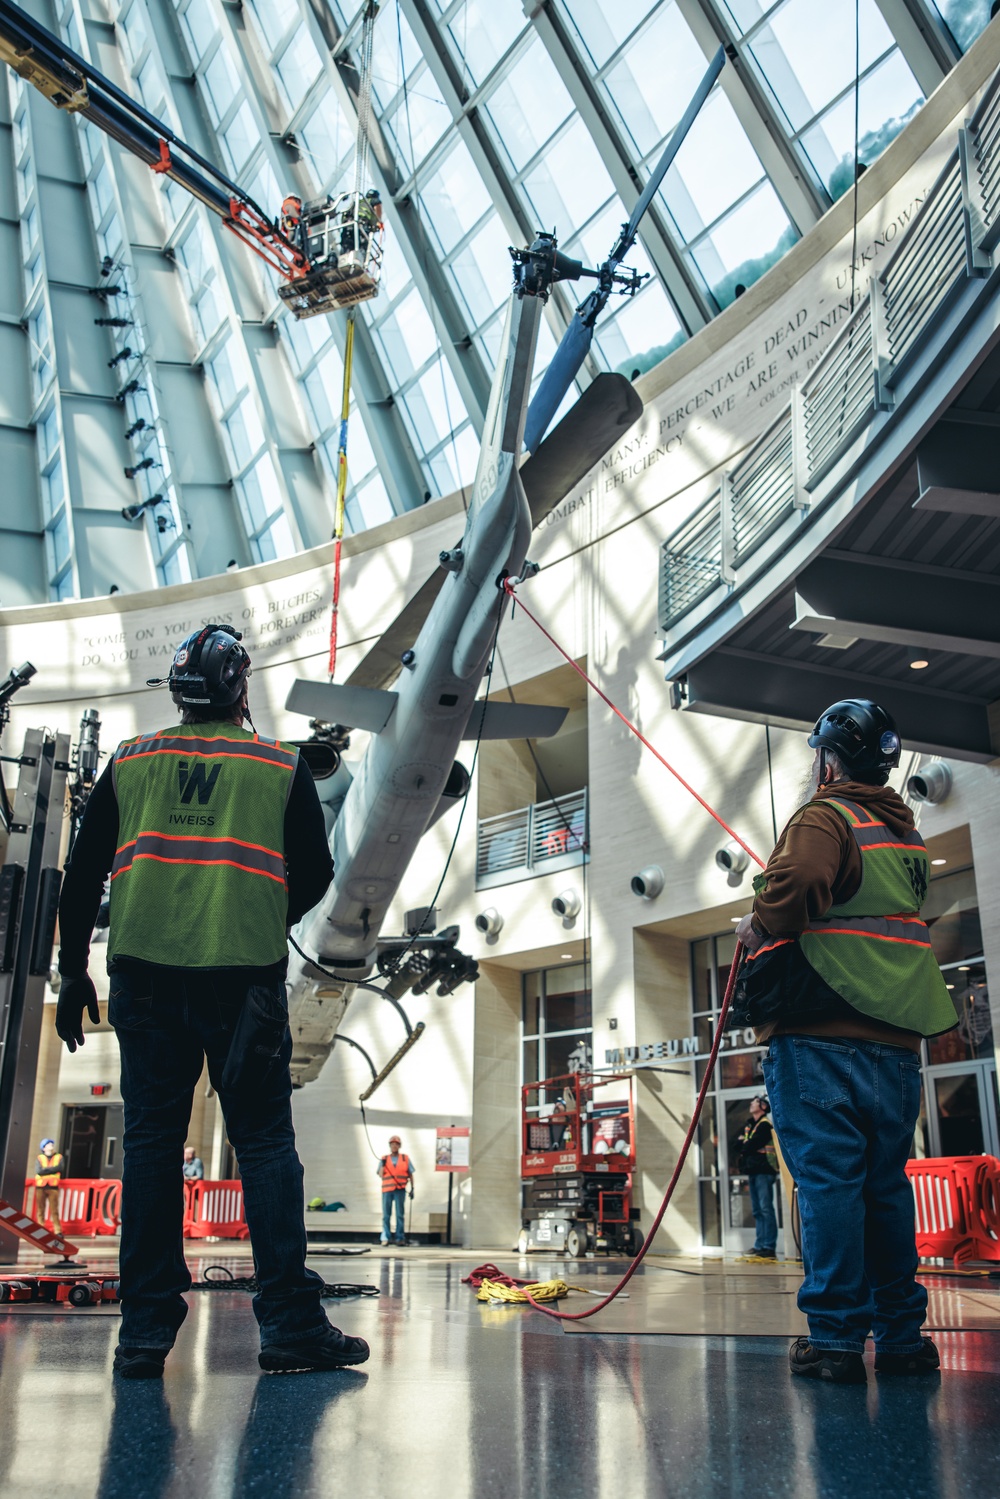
[903,855,928,902]
[178,761,221,805]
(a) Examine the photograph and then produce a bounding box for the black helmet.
[808,698,901,784]
[158,625,251,709]
[365,188,381,202]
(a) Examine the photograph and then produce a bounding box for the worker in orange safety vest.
[377,1134,413,1246]
[35,1139,64,1233]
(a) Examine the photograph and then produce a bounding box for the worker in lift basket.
[733,699,956,1384]
[53,625,370,1379]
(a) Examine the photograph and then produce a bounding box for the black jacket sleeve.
[57,763,118,978]
[284,756,334,926]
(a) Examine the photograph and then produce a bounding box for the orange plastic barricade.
[183,1180,249,1240]
[23,1180,122,1238]
[905,1155,1000,1266]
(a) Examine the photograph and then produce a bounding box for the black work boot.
[874,1337,940,1376]
[113,1346,168,1380]
[259,1325,370,1374]
[789,1337,866,1384]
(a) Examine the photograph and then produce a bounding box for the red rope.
[521,944,743,1320]
[501,580,765,872]
[328,536,344,678]
[497,575,768,1321]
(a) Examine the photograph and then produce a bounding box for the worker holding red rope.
[504,582,956,1386]
[733,699,956,1384]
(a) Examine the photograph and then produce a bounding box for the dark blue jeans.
[762,1034,926,1354]
[109,962,329,1351]
[381,1189,406,1243]
[748,1173,777,1252]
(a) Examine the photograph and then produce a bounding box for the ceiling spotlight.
[125,457,156,479]
[560,953,573,960]
[931,858,947,866]
[959,965,970,971]
[909,658,929,670]
[730,917,741,923]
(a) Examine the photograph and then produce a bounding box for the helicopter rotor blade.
[611,45,725,266]
[522,371,642,527]
[523,312,594,457]
[343,373,642,693]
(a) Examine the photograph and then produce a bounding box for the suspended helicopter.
[0,0,727,1088]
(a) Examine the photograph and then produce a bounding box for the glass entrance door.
[720,1087,783,1257]
[924,1063,1000,1158]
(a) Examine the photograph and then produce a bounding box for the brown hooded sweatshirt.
[750,780,922,1052]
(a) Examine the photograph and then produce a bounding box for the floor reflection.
[0,1254,996,1499]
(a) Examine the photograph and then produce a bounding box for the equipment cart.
[519,1070,643,1257]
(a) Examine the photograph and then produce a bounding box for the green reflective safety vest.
[109,722,298,969]
[795,797,956,1037]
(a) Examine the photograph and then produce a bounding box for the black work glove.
[409,1188,414,1200]
[55,974,101,1053]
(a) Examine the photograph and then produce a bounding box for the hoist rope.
[497,576,766,1321]
[328,312,356,678]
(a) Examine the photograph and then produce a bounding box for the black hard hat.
[808,698,901,783]
[157,625,251,708]
[365,188,381,201]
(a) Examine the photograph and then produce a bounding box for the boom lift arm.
[0,0,382,316]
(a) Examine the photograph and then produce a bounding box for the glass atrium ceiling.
[2,0,992,602]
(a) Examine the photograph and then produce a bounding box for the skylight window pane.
[246,0,300,53]
[354,474,394,529]
[181,1,218,61]
[203,46,242,127]
[445,0,524,87]
[448,214,512,327]
[417,139,492,255]
[221,101,259,176]
[660,91,766,241]
[483,41,573,172]
[592,281,681,373]
[225,396,266,469]
[560,0,658,69]
[928,0,991,52]
[120,3,149,66]
[374,290,439,384]
[385,80,451,174]
[521,119,614,239]
[304,347,344,432]
[688,181,793,304]
[369,6,421,108]
[299,90,354,184]
[601,5,705,159]
[238,452,282,530]
[748,0,895,134]
[275,26,324,112]
[400,355,465,452]
[254,510,296,560]
[799,50,923,198]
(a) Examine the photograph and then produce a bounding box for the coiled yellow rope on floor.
[477,1277,577,1305]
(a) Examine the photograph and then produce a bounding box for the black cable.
[189,1265,379,1298]
[381,590,505,979]
[850,0,861,313]
[288,933,390,998]
[764,725,779,844]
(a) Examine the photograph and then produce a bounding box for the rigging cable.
[850,0,861,313]
[500,576,766,1320]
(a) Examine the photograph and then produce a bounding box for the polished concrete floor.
[1,1247,999,1499]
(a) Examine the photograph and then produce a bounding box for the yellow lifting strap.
[327,311,355,679]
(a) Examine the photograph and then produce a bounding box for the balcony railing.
[658,64,1000,638]
[476,789,588,890]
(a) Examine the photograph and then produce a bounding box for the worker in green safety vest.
[734,698,956,1386]
[54,624,370,1379]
